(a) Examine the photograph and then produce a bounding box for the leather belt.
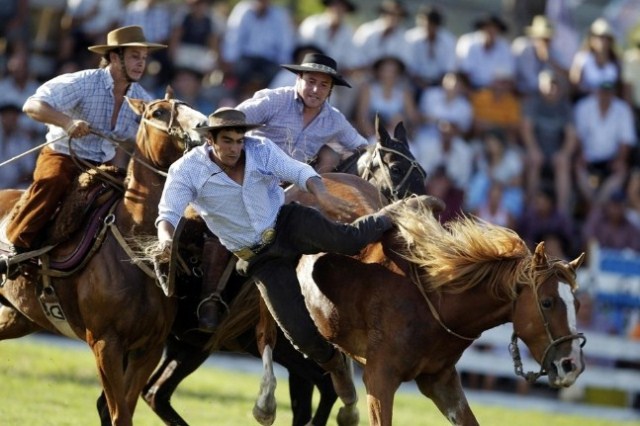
[233,228,276,261]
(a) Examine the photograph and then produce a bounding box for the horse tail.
[206,278,261,352]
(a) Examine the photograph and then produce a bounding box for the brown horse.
[0,92,206,426]
[254,174,587,426]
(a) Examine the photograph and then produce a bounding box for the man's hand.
[316,192,356,222]
[155,239,172,264]
[65,119,91,138]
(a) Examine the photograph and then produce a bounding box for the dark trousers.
[248,203,391,363]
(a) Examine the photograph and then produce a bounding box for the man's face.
[118,47,149,81]
[210,129,245,168]
[297,72,333,109]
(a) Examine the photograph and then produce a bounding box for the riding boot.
[319,349,358,406]
[198,236,232,333]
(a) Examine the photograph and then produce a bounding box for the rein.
[360,144,426,201]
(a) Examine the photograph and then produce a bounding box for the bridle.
[359,143,426,201]
[509,274,586,383]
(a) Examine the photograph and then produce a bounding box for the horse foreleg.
[414,367,478,426]
[143,335,211,426]
[362,358,401,426]
[90,338,132,426]
[253,344,277,425]
[122,344,165,420]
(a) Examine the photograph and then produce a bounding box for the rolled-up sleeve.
[156,159,197,228]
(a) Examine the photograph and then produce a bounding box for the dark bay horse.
[267,174,587,426]
[0,92,206,426]
[141,119,427,426]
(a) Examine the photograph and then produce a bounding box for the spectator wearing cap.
[573,80,636,204]
[511,15,569,97]
[456,13,515,90]
[569,18,622,99]
[0,99,36,190]
[221,0,295,102]
[297,0,358,116]
[354,55,419,142]
[352,0,411,71]
[520,69,577,212]
[236,53,369,173]
[403,4,457,91]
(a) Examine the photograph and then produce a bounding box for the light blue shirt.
[157,136,318,251]
[222,0,294,64]
[237,86,369,162]
[27,68,152,162]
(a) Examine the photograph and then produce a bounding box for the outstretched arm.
[23,99,90,138]
[306,176,356,221]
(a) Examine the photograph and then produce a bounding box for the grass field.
[0,335,635,425]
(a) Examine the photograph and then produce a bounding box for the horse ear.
[569,252,586,272]
[393,121,408,145]
[126,97,145,116]
[532,241,549,269]
[164,86,174,100]
[376,113,390,144]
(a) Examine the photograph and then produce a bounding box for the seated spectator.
[166,66,218,115]
[573,80,636,205]
[470,70,522,143]
[0,99,37,189]
[404,5,457,91]
[472,181,517,229]
[517,184,576,256]
[352,0,410,71]
[0,0,30,55]
[625,167,640,229]
[354,56,418,142]
[425,165,464,224]
[583,188,640,252]
[221,0,295,102]
[414,71,473,145]
[411,120,473,191]
[456,13,515,90]
[511,15,569,97]
[520,69,577,210]
[569,18,622,100]
[466,129,525,220]
[169,0,222,76]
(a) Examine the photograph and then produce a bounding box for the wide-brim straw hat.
[88,26,167,54]
[525,15,554,39]
[281,53,351,87]
[194,108,263,133]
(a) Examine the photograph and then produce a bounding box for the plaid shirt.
[28,68,152,163]
[237,86,369,162]
[157,136,318,252]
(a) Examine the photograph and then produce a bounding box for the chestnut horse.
[0,92,206,426]
[140,119,428,426]
[256,174,587,426]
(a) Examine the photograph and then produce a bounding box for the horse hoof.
[252,403,276,426]
[336,403,359,426]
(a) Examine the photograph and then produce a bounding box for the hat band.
[300,62,337,74]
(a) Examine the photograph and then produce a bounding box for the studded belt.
[233,228,276,261]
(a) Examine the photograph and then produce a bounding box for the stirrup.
[197,292,229,318]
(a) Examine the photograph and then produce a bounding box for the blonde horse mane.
[389,203,532,300]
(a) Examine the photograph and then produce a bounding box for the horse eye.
[541,299,553,309]
[152,109,164,118]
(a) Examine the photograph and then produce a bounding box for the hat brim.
[194,123,264,133]
[281,64,351,87]
[88,42,167,54]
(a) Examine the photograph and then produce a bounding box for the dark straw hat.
[194,108,263,133]
[281,53,351,87]
[88,25,167,54]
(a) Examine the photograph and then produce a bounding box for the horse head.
[357,114,427,200]
[126,87,206,170]
[511,242,586,388]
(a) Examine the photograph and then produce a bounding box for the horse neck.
[121,156,166,234]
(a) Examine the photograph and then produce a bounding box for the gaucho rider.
[0,26,164,276]
[155,106,429,407]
